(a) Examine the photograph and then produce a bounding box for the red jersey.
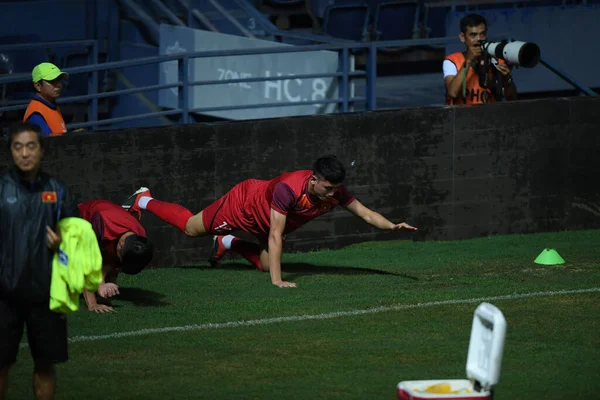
[208,170,355,242]
[78,200,146,264]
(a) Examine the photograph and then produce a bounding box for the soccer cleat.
[122,187,151,220]
[208,235,228,267]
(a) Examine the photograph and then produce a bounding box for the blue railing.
[0,36,596,131]
[0,36,454,130]
[0,39,100,127]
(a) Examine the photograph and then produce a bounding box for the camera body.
[479,39,540,68]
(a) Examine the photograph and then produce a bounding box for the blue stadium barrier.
[0,34,47,101]
[0,36,460,130]
[0,35,47,74]
[0,0,596,131]
[0,33,594,132]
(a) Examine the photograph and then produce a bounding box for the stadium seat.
[305,0,336,33]
[56,50,93,97]
[372,1,420,41]
[307,0,335,20]
[423,1,450,38]
[322,4,371,41]
[265,0,304,4]
[518,0,569,6]
[477,3,515,10]
[256,0,309,31]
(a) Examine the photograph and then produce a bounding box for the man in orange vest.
[23,62,68,136]
[444,14,517,106]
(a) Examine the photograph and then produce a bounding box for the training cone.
[534,248,565,265]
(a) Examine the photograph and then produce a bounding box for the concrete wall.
[2,97,599,267]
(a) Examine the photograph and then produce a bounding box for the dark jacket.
[0,167,79,304]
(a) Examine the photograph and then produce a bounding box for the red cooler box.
[397,302,507,400]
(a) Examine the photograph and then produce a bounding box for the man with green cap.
[23,62,69,136]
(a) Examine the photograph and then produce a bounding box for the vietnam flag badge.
[42,191,57,203]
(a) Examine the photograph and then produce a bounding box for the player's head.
[9,122,45,174]
[117,233,154,275]
[310,155,346,200]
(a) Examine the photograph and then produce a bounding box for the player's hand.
[496,63,512,77]
[391,222,418,231]
[273,280,297,288]
[88,304,115,313]
[98,283,120,298]
[46,226,62,252]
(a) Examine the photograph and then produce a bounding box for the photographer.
[444,14,517,105]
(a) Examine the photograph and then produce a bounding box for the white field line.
[21,287,600,348]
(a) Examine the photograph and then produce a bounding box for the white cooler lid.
[465,302,507,391]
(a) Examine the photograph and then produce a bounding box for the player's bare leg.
[185,212,208,237]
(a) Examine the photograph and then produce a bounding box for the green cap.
[533,248,565,265]
[32,62,69,83]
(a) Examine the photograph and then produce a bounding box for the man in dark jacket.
[0,122,78,400]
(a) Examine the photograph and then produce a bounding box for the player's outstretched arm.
[344,200,418,231]
[268,209,297,288]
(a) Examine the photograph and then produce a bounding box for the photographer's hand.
[466,45,483,65]
[497,63,518,100]
[496,63,512,76]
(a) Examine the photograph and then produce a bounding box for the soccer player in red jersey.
[78,199,154,312]
[122,155,417,288]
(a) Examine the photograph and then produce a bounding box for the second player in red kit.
[78,199,154,312]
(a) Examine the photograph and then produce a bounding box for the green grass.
[7,230,600,399]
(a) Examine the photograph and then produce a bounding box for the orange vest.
[23,98,67,136]
[445,52,504,106]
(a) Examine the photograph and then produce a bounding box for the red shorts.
[201,197,228,234]
[201,180,269,244]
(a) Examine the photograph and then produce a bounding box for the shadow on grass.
[111,287,170,307]
[176,262,419,281]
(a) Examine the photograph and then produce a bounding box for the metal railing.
[0,35,596,131]
[0,36,457,130]
[0,39,99,125]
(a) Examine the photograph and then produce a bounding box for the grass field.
[8,229,600,399]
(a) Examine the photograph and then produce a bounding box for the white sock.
[138,196,153,209]
[221,235,236,250]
